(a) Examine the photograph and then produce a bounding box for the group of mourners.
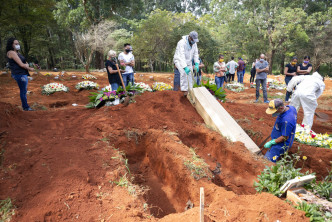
[172,31,326,163]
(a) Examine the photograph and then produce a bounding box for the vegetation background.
[0,0,331,75]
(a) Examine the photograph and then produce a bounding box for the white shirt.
[118,52,135,74]
[226,60,238,74]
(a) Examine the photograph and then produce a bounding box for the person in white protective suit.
[173,31,200,95]
[287,72,325,129]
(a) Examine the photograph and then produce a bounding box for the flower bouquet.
[82,74,97,80]
[134,82,152,92]
[195,80,226,101]
[267,79,286,90]
[86,90,119,108]
[75,81,99,90]
[42,83,69,95]
[295,124,332,149]
[152,82,173,91]
[101,85,112,92]
[43,73,52,76]
[226,81,245,92]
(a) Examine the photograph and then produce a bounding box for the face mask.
[125,49,131,53]
[303,60,309,64]
[260,59,264,62]
[15,45,20,50]
[111,57,116,62]
[219,59,224,63]
[291,62,296,65]
[272,112,280,117]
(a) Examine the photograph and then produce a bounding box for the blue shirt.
[271,106,297,150]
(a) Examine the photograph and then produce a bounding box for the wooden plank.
[200,187,204,222]
[188,87,260,153]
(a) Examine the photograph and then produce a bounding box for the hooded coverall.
[287,72,325,129]
[173,35,199,91]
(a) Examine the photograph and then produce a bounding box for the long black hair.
[6,37,17,53]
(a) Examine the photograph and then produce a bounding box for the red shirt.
[237,60,245,71]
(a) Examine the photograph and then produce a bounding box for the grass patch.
[235,117,251,124]
[184,148,212,180]
[0,198,15,222]
[244,129,262,142]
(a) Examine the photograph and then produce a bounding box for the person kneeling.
[264,99,297,162]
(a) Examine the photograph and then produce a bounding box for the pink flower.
[301,124,305,127]
[311,134,316,138]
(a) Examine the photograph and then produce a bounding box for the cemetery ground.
[0,71,331,221]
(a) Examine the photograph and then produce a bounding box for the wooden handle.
[115,64,127,93]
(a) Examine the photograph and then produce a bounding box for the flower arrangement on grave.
[152,82,173,91]
[295,124,332,149]
[75,81,99,90]
[41,83,69,95]
[194,79,226,101]
[134,82,152,92]
[86,83,143,108]
[225,81,246,92]
[43,73,52,76]
[82,74,97,80]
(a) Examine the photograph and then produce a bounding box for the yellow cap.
[266,99,283,114]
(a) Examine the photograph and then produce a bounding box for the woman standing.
[284,57,298,102]
[297,56,312,75]
[105,50,125,91]
[213,55,226,89]
[250,59,258,84]
[6,38,34,111]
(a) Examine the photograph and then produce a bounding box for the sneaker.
[24,108,35,111]
[264,100,270,103]
[254,99,259,103]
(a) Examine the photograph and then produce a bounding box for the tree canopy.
[0,0,331,75]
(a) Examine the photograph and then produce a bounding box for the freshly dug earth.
[0,71,331,221]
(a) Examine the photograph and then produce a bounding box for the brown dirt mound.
[0,90,308,221]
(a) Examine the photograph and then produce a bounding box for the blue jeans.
[12,74,30,110]
[237,70,244,83]
[256,78,268,101]
[285,76,293,101]
[265,144,289,163]
[194,75,202,85]
[215,76,225,89]
[173,68,181,91]
[122,73,134,86]
[110,83,119,91]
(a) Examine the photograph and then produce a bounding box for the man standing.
[264,99,297,162]
[118,43,135,86]
[255,54,269,103]
[173,31,200,96]
[287,72,325,130]
[237,57,245,83]
[226,56,238,82]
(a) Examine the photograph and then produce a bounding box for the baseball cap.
[266,99,284,114]
[189,31,199,43]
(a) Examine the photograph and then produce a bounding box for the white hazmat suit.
[173,35,199,91]
[287,72,325,129]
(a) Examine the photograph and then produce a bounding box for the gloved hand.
[184,67,190,75]
[264,139,276,149]
[195,62,199,72]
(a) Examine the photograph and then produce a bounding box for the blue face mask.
[260,59,265,62]
[190,40,195,45]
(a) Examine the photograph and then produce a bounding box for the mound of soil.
[0,90,308,221]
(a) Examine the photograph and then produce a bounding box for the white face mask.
[15,45,20,50]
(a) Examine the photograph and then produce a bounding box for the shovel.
[115,64,130,106]
[257,135,271,155]
[315,112,329,122]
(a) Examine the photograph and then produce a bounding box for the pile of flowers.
[42,83,69,95]
[225,81,246,92]
[134,82,152,92]
[82,74,97,80]
[75,81,99,90]
[267,78,286,90]
[87,89,119,108]
[43,73,52,76]
[152,82,173,91]
[295,124,332,149]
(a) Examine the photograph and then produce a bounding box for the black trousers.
[227,73,235,82]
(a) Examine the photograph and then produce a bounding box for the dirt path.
[1,71,330,221]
